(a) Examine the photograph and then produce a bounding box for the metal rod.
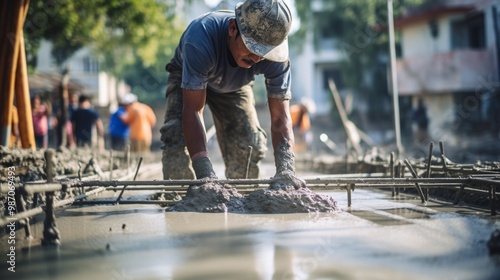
[404,159,426,203]
[14,190,31,238]
[347,183,353,207]
[75,177,494,187]
[73,200,177,206]
[390,152,395,197]
[21,183,64,194]
[115,157,143,204]
[42,149,60,246]
[453,185,465,205]
[133,157,143,180]
[245,145,253,179]
[5,176,494,194]
[425,142,434,200]
[108,182,478,191]
[490,185,497,216]
[0,186,107,227]
[439,141,449,177]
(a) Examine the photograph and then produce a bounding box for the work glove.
[270,142,306,190]
[192,156,218,181]
[270,170,306,190]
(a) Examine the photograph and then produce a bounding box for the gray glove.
[270,142,306,190]
[192,156,218,180]
[270,170,306,190]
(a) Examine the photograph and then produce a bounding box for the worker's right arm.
[182,89,217,180]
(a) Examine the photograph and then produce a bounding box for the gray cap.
[235,0,292,62]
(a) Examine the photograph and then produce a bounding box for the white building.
[289,1,347,115]
[395,0,500,140]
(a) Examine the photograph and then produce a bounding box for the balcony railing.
[396,49,495,95]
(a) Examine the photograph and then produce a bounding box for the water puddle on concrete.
[348,210,413,226]
[348,208,430,226]
[384,208,431,219]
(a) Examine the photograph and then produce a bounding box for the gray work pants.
[160,67,267,180]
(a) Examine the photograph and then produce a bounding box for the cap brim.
[235,2,289,63]
[241,33,289,62]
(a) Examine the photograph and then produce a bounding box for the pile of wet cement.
[167,183,340,213]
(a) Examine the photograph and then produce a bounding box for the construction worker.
[120,93,157,154]
[290,97,316,152]
[160,0,305,189]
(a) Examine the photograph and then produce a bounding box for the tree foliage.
[24,0,185,95]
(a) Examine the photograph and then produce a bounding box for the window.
[83,56,99,73]
[322,68,343,90]
[314,11,344,50]
[451,12,485,50]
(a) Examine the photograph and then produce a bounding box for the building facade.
[395,0,500,141]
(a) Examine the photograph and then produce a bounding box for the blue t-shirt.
[71,108,99,143]
[108,107,129,138]
[170,11,292,100]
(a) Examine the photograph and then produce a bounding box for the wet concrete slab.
[2,164,500,280]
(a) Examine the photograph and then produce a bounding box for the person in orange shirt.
[120,93,157,154]
[290,97,316,152]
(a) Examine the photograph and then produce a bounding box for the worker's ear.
[228,19,238,38]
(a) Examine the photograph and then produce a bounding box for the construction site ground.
[1,158,500,280]
[2,103,500,279]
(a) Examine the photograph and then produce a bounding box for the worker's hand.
[271,141,305,190]
[270,170,306,190]
[192,156,218,181]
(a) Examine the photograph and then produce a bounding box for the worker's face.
[228,20,265,68]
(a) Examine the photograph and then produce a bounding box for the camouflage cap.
[235,0,292,62]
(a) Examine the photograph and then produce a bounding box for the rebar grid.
[1,142,499,241]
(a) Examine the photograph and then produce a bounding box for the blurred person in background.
[120,93,157,154]
[32,94,50,149]
[290,97,316,152]
[410,98,430,144]
[108,98,130,151]
[66,92,79,149]
[71,94,103,148]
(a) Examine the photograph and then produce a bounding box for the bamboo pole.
[16,32,35,150]
[0,0,20,146]
[0,0,30,147]
[16,0,33,149]
[328,78,362,157]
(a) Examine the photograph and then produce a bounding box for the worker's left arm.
[268,97,306,190]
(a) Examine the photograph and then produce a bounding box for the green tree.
[24,0,184,92]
